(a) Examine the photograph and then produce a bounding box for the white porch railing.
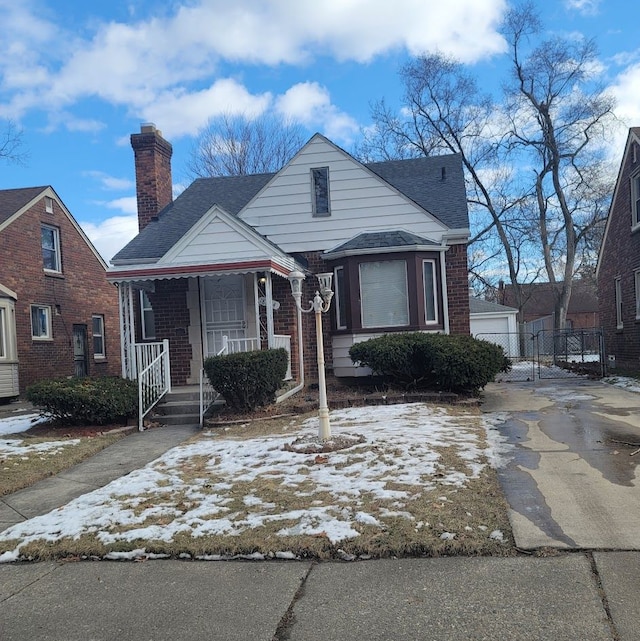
[272,334,292,380]
[137,339,171,431]
[225,336,260,354]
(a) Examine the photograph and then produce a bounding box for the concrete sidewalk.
[1,552,638,640]
[0,423,199,530]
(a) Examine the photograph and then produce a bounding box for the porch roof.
[107,257,296,284]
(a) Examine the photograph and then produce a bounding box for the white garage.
[469,297,519,357]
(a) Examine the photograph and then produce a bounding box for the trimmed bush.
[26,376,138,426]
[349,332,509,393]
[204,348,289,413]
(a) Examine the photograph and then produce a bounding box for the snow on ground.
[0,403,513,563]
[1,437,80,458]
[604,376,640,395]
[0,413,46,436]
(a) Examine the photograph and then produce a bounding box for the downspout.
[440,248,450,334]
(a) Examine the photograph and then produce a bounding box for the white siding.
[162,213,274,266]
[240,137,447,252]
[0,363,19,398]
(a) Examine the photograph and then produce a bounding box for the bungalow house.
[108,125,471,395]
[0,186,121,399]
[596,127,640,372]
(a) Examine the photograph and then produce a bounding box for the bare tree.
[0,120,27,165]
[357,2,618,330]
[502,2,616,328]
[186,112,306,178]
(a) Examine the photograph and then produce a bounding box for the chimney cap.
[140,122,160,135]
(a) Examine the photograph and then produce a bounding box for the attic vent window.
[45,196,53,213]
[311,167,330,216]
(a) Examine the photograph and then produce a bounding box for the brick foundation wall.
[1,195,121,392]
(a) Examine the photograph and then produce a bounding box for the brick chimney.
[131,123,173,231]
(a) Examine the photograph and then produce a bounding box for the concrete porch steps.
[150,385,207,427]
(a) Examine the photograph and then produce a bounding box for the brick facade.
[0,192,121,392]
[598,132,640,372]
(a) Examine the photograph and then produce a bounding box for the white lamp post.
[288,270,334,441]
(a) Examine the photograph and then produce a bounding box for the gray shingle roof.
[469,297,517,314]
[325,230,438,255]
[112,152,468,264]
[0,187,48,226]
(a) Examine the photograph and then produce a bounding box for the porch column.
[118,282,137,379]
[266,272,275,348]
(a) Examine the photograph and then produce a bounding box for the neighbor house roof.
[112,151,468,265]
[0,186,49,226]
[499,281,598,320]
[469,297,517,315]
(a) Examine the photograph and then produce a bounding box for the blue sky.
[1,0,638,263]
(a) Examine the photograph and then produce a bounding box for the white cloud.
[81,213,138,263]
[564,0,601,16]
[276,82,359,143]
[83,171,135,191]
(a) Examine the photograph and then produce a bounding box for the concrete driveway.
[482,378,640,549]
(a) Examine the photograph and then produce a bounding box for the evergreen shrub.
[26,376,138,425]
[204,348,289,412]
[349,332,509,393]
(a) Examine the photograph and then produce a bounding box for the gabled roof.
[0,186,49,226]
[324,230,440,257]
[112,139,468,265]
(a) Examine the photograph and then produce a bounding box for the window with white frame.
[45,196,54,213]
[92,314,105,358]
[360,260,409,328]
[633,174,640,228]
[41,225,61,272]
[140,290,156,340]
[31,304,52,339]
[311,167,330,216]
[423,260,438,323]
[334,266,347,329]
[635,270,640,320]
[615,277,623,329]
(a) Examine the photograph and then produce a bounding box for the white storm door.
[203,275,246,357]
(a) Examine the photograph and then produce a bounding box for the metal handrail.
[137,339,170,431]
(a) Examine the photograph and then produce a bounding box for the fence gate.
[476,327,605,382]
[536,328,605,379]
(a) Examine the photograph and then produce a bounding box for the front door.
[202,276,246,357]
[72,324,88,377]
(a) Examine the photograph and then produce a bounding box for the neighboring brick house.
[498,280,599,332]
[596,127,640,372]
[0,186,121,398]
[108,125,471,388]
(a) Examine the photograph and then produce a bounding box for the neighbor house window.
[334,266,347,329]
[45,196,54,213]
[41,225,61,272]
[311,167,330,216]
[359,260,409,328]
[635,270,640,320]
[140,291,155,340]
[423,260,438,323]
[615,277,623,329]
[92,314,105,358]
[31,305,51,339]
[633,174,640,228]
